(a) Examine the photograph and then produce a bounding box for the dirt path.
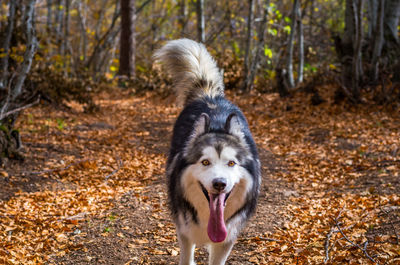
[1,88,399,264]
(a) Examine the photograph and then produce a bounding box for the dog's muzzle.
[199,181,231,204]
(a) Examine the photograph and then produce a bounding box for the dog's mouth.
[199,182,232,243]
[199,182,231,205]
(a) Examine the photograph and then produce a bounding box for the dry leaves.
[1,88,399,264]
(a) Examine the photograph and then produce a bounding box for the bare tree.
[241,0,254,91]
[351,0,363,99]
[243,0,270,91]
[179,0,188,35]
[370,0,384,81]
[119,0,136,78]
[384,0,400,45]
[0,0,16,90]
[55,0,65,55]
[77,1,88,63]
[296,2,304,84]
[285,0,300,89]
[63,0,71,73]
[0,0,38,160]
[196,0,205,43]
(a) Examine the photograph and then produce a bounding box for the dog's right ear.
[184,113,210,156]
[193,113,210,137]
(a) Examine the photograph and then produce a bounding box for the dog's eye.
[201,159,210,166]
[227,161,236,167]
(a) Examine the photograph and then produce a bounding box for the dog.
[154,39,261,265]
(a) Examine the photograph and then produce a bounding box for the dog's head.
[182,113,253,242]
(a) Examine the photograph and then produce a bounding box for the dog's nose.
[212,178,227,192]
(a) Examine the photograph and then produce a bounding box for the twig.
[104,157,123,181]
[324,205,346,263]
[258,237,281,242]
[324,226,336,263]
[0,96,40,121]
[334,219,378,264]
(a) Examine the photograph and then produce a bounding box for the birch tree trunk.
[196,0,205,43]
[351,0,363,100]
[77,1,88,64]
[12,0,38,100]
[244,0,270,91]
[296,2,304,84]
[285,0,299,89]
[119,0,136,78]
[64,0,71,73]
[241,0,254,91]
[0,0,38,161]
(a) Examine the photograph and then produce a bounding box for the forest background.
[0,0,399,264]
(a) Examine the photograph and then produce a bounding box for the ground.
[1,87,399,264]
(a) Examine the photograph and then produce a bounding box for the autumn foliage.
[1,87,399,264]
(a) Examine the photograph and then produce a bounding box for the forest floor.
[1,87,400,264]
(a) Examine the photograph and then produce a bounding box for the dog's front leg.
[178,233,196,265]
[208,241,234,265]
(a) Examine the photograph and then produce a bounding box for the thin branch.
[0,72,16,120]
[0,96,40,121]
[334,218,378,264]
[104,157,123,181]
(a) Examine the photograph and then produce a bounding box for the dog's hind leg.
[178,233,196,265]
[208,241,234,265]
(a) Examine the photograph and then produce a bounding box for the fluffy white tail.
[154,38,224,105]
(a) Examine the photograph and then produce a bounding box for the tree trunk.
[370,0,384,82]
[179,0,188,35]
[339,0,358,103]
[285,0,299,89]
[64,0,71,73]
[119,0,136,78]
[0,0,17,90]
[384,0,400,45]
[77,1,88,64]
[244,0,270,91]
[241,0,254,91]
[296,2,304,84]
[367,0,377,39]
[12,0,38,100]
[351,0,363,100]
[0,0,38,162]
[196,0,205,43]
[56,0,65,56]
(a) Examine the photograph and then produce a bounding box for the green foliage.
[56,118,66,131]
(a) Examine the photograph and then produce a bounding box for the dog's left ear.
[225,113,245,140]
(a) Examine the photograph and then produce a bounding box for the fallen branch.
[324,205,345,263]
[104,157,123,181]
[0,96,40,121]
[334,217,378,264]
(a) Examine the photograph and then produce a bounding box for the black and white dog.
[155,39,261,265]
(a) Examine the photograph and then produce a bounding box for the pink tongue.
[207,193,227,243]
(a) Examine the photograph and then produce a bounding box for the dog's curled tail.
[154,38,224,105]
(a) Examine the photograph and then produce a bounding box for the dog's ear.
[193,113,210,137]
[225,113,245,140]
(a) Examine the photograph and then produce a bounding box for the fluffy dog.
[154,38,261,265]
